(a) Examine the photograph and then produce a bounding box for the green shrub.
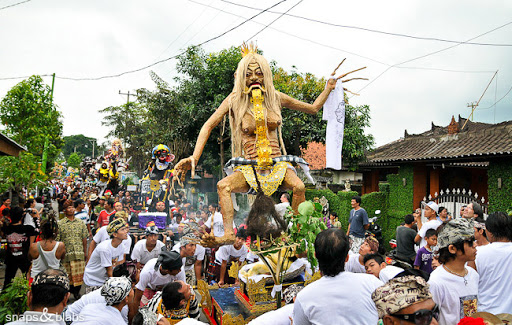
[488,161,512,213]
[0,276,30,323]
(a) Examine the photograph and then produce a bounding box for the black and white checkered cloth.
[224,155,309,169]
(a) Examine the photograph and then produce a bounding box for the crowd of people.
[0,182,511,325]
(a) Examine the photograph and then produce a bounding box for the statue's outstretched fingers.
[337,66,367,80]
[331,58,346,76]
[341,77,368,83]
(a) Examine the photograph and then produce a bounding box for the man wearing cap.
[5,269,70,325]
[172,222,205,286]
[83,218,130,293]
[372,275,439,325]
[293,228,382,325]
[130,250,186,321]
[472,212,512,314]
[145,280,200,323]
[428,218,479,324]
[414,201,442,249]
[56,200,88,300]
[131,222,166,270]
[73,277,133,325]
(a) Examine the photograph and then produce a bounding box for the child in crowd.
[363,253,404,283]
[414,228,437,274]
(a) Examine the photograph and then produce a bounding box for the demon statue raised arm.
[174,43,365,246]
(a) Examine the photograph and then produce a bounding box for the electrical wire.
[0,0,31,11]
[219,0,512,47]
[246,0,302,42]
[53,0,288,81]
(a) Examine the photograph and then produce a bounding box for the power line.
[0,0,31,11]
[219,0,512,47]
[478,83,512,110]
[53,0,289,81]
[352,22,512,96]
[246,0,302,42]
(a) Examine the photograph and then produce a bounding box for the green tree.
[62,135,98,158]
[0,75,63,170]
[0,152,47,195]
[67,152,83,169]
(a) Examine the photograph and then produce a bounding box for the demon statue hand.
[174,43,365,247]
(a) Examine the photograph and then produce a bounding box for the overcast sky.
[1,0,511,150]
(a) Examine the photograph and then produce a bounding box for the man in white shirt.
[87,217,132,265]
[274,193,291,218]
[428,218,479,325]
[131,223,165,269]
[6,269,70,325]
[74,199,91,237]
[363,253,404,283]
[293,228,383,325]
[472,211,512,314]
[204,203,235,238]
[74,277,133,325]
[415,201,442,248]
[130,251,185,322]
[214,228,248,285]
[172,223,205,286]
[83,218,129,293]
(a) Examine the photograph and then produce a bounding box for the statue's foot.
[201,233,235,248]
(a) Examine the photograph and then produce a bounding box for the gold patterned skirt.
[234,161,292,197]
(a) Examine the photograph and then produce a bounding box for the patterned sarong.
[63,260,85,286]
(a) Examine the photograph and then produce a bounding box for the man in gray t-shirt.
[395,214,417,264]
[347,196,369,254]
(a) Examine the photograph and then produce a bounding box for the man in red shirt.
[96,199,116,228]
[0,198,11,216]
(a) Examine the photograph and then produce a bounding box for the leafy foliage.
[285,201,327,268]
[487,160,512,213]
[67,152,83,169]
[0,276,30,323]
[62,135,98,159]
[0,152,47,194]
[0,75,63,169]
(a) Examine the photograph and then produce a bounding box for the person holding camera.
[23,198,41,234]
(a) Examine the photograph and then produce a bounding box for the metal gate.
[422,188,488,218]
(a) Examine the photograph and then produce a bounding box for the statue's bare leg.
[280,169,306,214]
[202,171,249,247]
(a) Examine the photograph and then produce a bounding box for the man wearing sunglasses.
[428,218,478,324]
[372,275,439,325]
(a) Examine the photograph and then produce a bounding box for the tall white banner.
[322,79,345,170]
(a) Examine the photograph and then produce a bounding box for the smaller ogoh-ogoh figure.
[104,138,124,162]
[80,156,96,182]
[106,159,120,195]
[97,162,110,196]
[141,144,175,211]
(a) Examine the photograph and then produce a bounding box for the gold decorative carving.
[228,261,246,279]
[196,279,212,314]
[222,313,246,325]
[304,270,322,286]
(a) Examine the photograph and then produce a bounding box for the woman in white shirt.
[28,216,66,281]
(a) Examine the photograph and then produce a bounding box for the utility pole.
[467,102,478,121]
[89,139,96,159]
[119,90,137,105]
[41,73,56,174]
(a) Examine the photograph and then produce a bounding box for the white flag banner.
[323,79,345,170]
